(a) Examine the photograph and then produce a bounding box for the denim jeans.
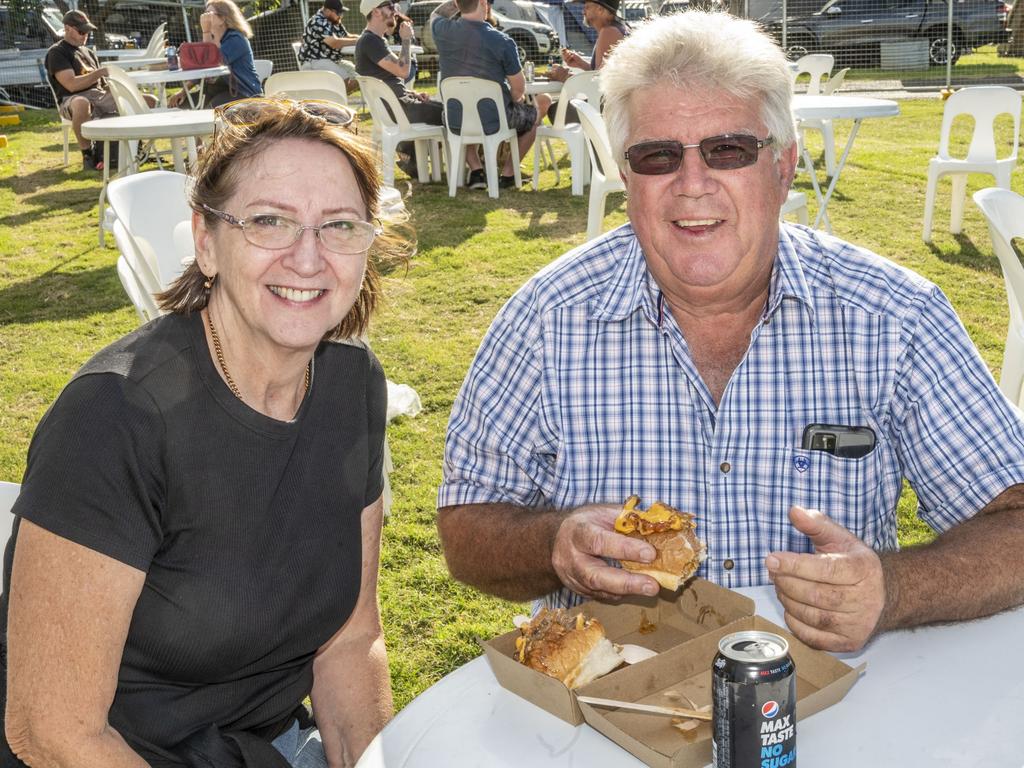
[271,721,329,768]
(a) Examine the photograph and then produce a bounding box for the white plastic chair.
[254,59,274,85]
[45,80,72,167]
[781,190,809,224]
[0,481,20,551]
[107,171,192,293]
[973,187,1024,409]
[440,76,521,199]
[265,70,348,105]
[791,54,837,177]
[357,76,445,186]
[532,69,600,196]
[572,98,625,240]
[116,248,162,323]
[923,86,1021,243]
[98,22,166,60]
[105,65,182,172]
[823,67,850,96]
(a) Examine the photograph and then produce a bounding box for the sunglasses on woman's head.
[215,97,355,133]
[625,134,774,175]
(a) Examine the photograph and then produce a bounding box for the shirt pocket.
[779,446,897,553]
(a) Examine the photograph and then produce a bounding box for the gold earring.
[204,274,215,290]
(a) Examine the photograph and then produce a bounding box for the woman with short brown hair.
[3,98,411,768]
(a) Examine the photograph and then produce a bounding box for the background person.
[431,0,550,190]
[435,11,1024,654]
[299,0,362,94]
[170,0,262,109]
[356,0,443,179]
[44,10,116,171]
[2,98,411,767]
[545,0,628,123]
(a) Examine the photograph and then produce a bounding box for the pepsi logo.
[762,701,780,718]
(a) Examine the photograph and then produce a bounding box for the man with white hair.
[436,11,1024,653]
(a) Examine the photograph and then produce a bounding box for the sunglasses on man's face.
[624,134,774,175]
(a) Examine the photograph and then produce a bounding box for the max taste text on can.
[712,631,796,768]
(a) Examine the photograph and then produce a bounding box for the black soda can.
[712,630,796,768]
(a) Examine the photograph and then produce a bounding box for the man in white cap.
[44,10,116,171]
[298,0,361,92]
[355,0,443,178]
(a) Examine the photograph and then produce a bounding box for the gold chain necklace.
[205,309,310,401]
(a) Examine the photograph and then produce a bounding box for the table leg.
[811,118,864,232]
[96,139,111,246]
[799,133,830,234]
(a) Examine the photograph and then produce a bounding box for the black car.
[766,0,1010,65]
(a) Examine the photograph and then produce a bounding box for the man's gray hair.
[600,11,797,170]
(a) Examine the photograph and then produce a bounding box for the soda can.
[712,630,796,768]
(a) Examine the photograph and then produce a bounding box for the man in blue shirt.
[431,0,550,189]
[437,11,1024,653]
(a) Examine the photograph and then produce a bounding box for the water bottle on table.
[166,45,179,70]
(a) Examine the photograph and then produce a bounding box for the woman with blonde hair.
[172,0,261,108]
[3,98,411,768]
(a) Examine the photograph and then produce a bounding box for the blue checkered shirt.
[438,223,1024,610]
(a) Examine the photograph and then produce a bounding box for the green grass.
[1,97,1021,707]
[839,44,1024,84]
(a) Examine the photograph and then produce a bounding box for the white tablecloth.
[357,586,1024,767]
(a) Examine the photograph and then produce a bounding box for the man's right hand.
[398,21,413,40]
[548,63,570,82]
[551,504,660,601]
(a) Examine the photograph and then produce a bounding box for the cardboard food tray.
[577,615,862,768]
[480,579,755,725]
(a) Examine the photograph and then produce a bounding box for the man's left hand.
[766,506,886,653]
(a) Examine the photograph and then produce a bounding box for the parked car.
[764,0,1010,66]
[407,0,559,69]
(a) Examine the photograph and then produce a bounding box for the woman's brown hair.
[158,100,414,340]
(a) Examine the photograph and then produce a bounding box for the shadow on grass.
[1,173,101,223]
[0,262,128,326]
[927,233,1003,276]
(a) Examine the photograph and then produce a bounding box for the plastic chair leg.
[922,166,939,242]
[587,188,607,240]
[510,136,522,190]
[950,173,967,235]
[447,139,466,197]
[568,133,586,196]
[413,138,430,183]
[381,134,398,188]
[429,139,443,183]
[483,138,500,199]
[1000,329,1024,409]
[532,137,545,191]
[821,120,836,177]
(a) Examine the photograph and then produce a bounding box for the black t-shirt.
[355,29,410,101]
[45,39,103,101]
[0,312,386,766]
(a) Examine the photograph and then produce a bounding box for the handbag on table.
[178,41,222,70]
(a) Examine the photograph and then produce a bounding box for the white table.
[81,109,216,244]
[340,44,424,55]
[525,78,563,96]
[127,65,230,107]
[102,57,168,71]
[791,94,899,232]
[357,586,1024,767]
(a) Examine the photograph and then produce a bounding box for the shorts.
[58,87,117,120]
[506,100,538,136]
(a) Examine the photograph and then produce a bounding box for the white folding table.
[81,109,216,244]
[356,585,1024,767]
[127,65,230,108]
[791,94,900,232]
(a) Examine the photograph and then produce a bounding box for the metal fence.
[734,0,1017,92]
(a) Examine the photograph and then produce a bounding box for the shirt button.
[720,462,731,473]
[723,559,735,571]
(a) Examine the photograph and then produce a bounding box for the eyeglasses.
[215,98,355,132]
[624,134,774,175]
[202,204,382,255]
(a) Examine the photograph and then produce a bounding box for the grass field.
[0,94,1021,709]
